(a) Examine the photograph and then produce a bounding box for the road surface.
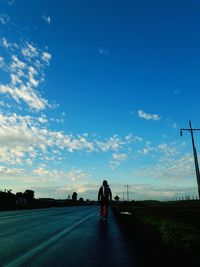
[0,206,136,267]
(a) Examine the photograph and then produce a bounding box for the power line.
[180,120,200,199]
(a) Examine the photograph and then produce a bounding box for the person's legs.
[104,204,108,218]
[100,204,103,218]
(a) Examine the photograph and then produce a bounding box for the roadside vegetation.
[0,189,95,210]
[112,200,200,267]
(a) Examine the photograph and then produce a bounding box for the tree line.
[0,189,120,211]
[0,189,34,204]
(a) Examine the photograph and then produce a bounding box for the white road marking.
[5,210,97,267]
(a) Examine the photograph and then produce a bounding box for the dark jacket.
[98,185,112,203]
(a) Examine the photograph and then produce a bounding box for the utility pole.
[180,120,200,199]
[125,185,131,201]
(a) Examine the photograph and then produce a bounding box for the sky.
[0,0,200,200]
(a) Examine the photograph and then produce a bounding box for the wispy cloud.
[42,15,51,25]
[0,165,92,191]
[173,89,180,95]
[42,52,52,65]
[8,0,15,6]
[133,153,194,182]
[0,14,10,24]
[0,165,24,177]
[0,37,10,48]
[95,134,133,152]
[138,109,161,121]
[137,139,185,162]
[113,153,128,161]
[139,146,154,155]
[98,48,109,56]
[33,167,90,182]
[110,153,128,170]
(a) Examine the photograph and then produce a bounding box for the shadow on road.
[96,221,111,266]
[94,213,136,267]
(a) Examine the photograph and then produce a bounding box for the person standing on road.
[98,180,112,220]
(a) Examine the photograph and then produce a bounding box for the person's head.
[103,180,108,186]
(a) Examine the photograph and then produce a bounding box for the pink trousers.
[100,204,108,217]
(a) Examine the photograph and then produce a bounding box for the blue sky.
[0,0,200,200]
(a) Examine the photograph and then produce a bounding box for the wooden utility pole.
[180,120,200,199]
[125,184,131,201]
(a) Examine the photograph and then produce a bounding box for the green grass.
[113,200,200,253]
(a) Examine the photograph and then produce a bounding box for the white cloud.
[0,84,48,110]
[21,43,38,58]
[138,109,161,121]
[113,153,128,161]
[42,52,52,65]
[65,169,91,181]
[110,153,128,169]
[50,117,65,124]
[0,113,148,184]
[11,55,26,69]
[10,74,22,85]
[42,15,51,25]
[25,167,91,184]
[0,113,136,167]
[0,14,10,24]
[96,134,133,152]
[139,147,154,155]
[0,165,24,177]
[0,39,52,110]
[158,142,179,159]
[33,167,49,176]
[1,37,9,48]
[0,100,11,108]
[37,115,48,124]
[0,56,5,70]
[65,135,94,153]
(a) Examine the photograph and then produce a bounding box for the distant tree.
[24,190,34,202]
[0,189,15,203]
[16,192,24,198]
[72,192,78,202]
[114,195,120,203]
[79,197,84,203]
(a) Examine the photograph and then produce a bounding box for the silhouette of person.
[98,180,112,220]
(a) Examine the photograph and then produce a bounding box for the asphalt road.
[0,206,136,267]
